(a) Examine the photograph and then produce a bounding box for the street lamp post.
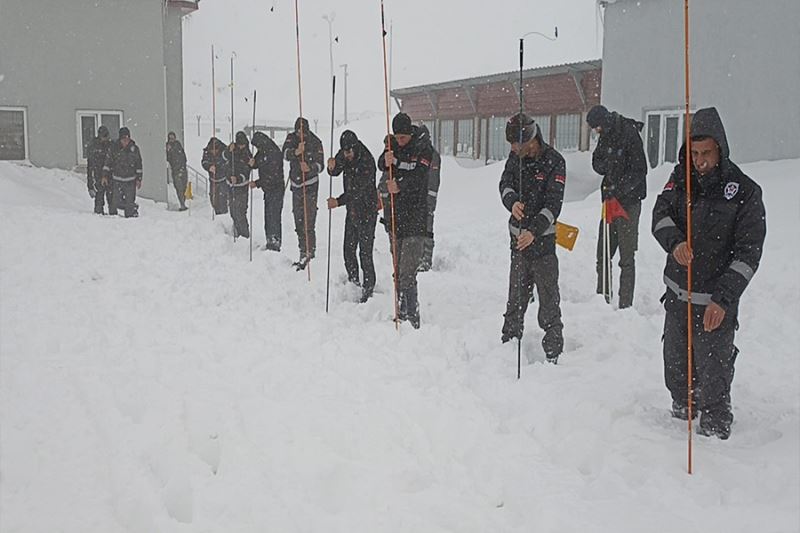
[339,63,348,124]
[321,13,335,85]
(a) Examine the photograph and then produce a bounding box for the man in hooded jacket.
[587,105,648,308]
[652,107,766,439]
[227,131,253,239]
[166,131,189,211]
[327,130,378,302]
[202,137,230,215]
[417,124,441,272]
[249,131,285,251]
[378,112,433,328]
[87,125,112,214]
[103,127,142,218]
[282,117,325,270]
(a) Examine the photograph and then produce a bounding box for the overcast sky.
[182,0,603,128]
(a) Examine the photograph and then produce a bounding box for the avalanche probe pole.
[294,0,312,282]
[684,0,695,476]
[325,76,337,312]
[250,89,257,262]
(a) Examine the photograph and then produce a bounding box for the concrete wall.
[601,0,800,164]
[0,0,189,202]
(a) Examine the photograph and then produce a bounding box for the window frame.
[0,106,30,162]
[644,108,693,168]
[75,109,124,166]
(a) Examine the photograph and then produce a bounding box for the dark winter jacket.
[251,132,284,190]
[418,126,442,214]
[227,143,253,188]
[499,142,566,255]
[202,138,229,184]
[378,126,434,238]
[104,139,143,182]
[282,119,324,189]
[329,140,378,217]
[87,136,111,187]
[166,139,187,173]
[592,112,647,207]
[652,107,766,311]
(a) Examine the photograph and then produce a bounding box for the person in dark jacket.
[227,131,253,238]
[499,113,566,363]
[587,105,648,308]
[282,117,325,270]
[202,137,230,215]
[249,131,285,251]
[652,107,766,440]
[417,124,441,272]
[378,113,433,328]
[166,131,188,211]
[87,125,112,214]
[327,130,379,302]
[103,127,142,218]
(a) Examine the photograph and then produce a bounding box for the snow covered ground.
[1,138,798,532]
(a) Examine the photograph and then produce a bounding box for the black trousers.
[662,293,738,422]
[343,210,377,291]
[94,181,113,214]
[172,166,187,207]
[210,179,229,215]
[502,249,564,357]
[596,200,641,307]
[111,179,137,218]
[263,184,285,249]
[292,182,319,259]
[229,185,250,238]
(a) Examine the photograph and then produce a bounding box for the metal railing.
[186,164,208,200]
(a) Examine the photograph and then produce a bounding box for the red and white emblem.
[724,182,739,200]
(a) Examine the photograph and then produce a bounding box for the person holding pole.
[586,105,647,308]
[250,131,285,251]
[378,113,433,329]
[499,113,565,364]
[202,137,230,215]
[327,130,378,303]
[228,131,253,239]
[652,107,765,440]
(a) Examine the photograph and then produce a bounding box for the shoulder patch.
[724,182,739,200]
[554,174,566,185]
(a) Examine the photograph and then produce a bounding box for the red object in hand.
[604,198,629,223]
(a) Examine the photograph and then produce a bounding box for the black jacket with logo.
[104,139,143,182]
[228,144,253,188]
[499,143,566,255]
[378,127,433,238]
[652,107,766,310]
[166,140,187,173]
[87,137,111,187]
[202,138,230,183]
[592,112,648,207]
[329,140,377,217]
[282,128,324,189]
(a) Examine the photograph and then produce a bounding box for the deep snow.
[1,139,798,532]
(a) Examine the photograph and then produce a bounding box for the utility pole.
[322,13,335,84]
[339,63,348,124]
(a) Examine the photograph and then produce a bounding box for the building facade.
[390,60,602,162]
[600,0,800,167]
[0,0,198,202]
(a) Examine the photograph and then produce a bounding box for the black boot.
[406,285,420,329]
[360,285,374,303]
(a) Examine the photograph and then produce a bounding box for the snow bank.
[0,155,797,532]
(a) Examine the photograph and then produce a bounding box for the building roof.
[391,59,602,97]
[169,0,199,15]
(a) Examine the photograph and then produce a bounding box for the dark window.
[456,119,474,157]
[647,114,660,168]
[664,116,680,163]
[0,108,27,161]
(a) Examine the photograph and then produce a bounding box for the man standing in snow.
[202,137,230,215]
[327,130,378,303]
[227,131,253,239]
[165,131,188,211]
[378,112,433,329]
[587,105,648,308]
[417,124,441,272]
[652,107,766,440]
[249,131,285,251]
[87,125,112,214]
[103,127,142,218]
[282,117,325,270]
[499,113,565,363]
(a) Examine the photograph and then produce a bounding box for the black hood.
[251,131,270,149]
[206,137,226,152]
[678,107,730,165]
[294,117,310,133]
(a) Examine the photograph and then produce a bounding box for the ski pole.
[230,55,236,243]
[250,89,257,262]
[211,45,216,221]
[683,0,694,475]
[380,0,400,330]
[325,75,336,313]
[295,0,312,282]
